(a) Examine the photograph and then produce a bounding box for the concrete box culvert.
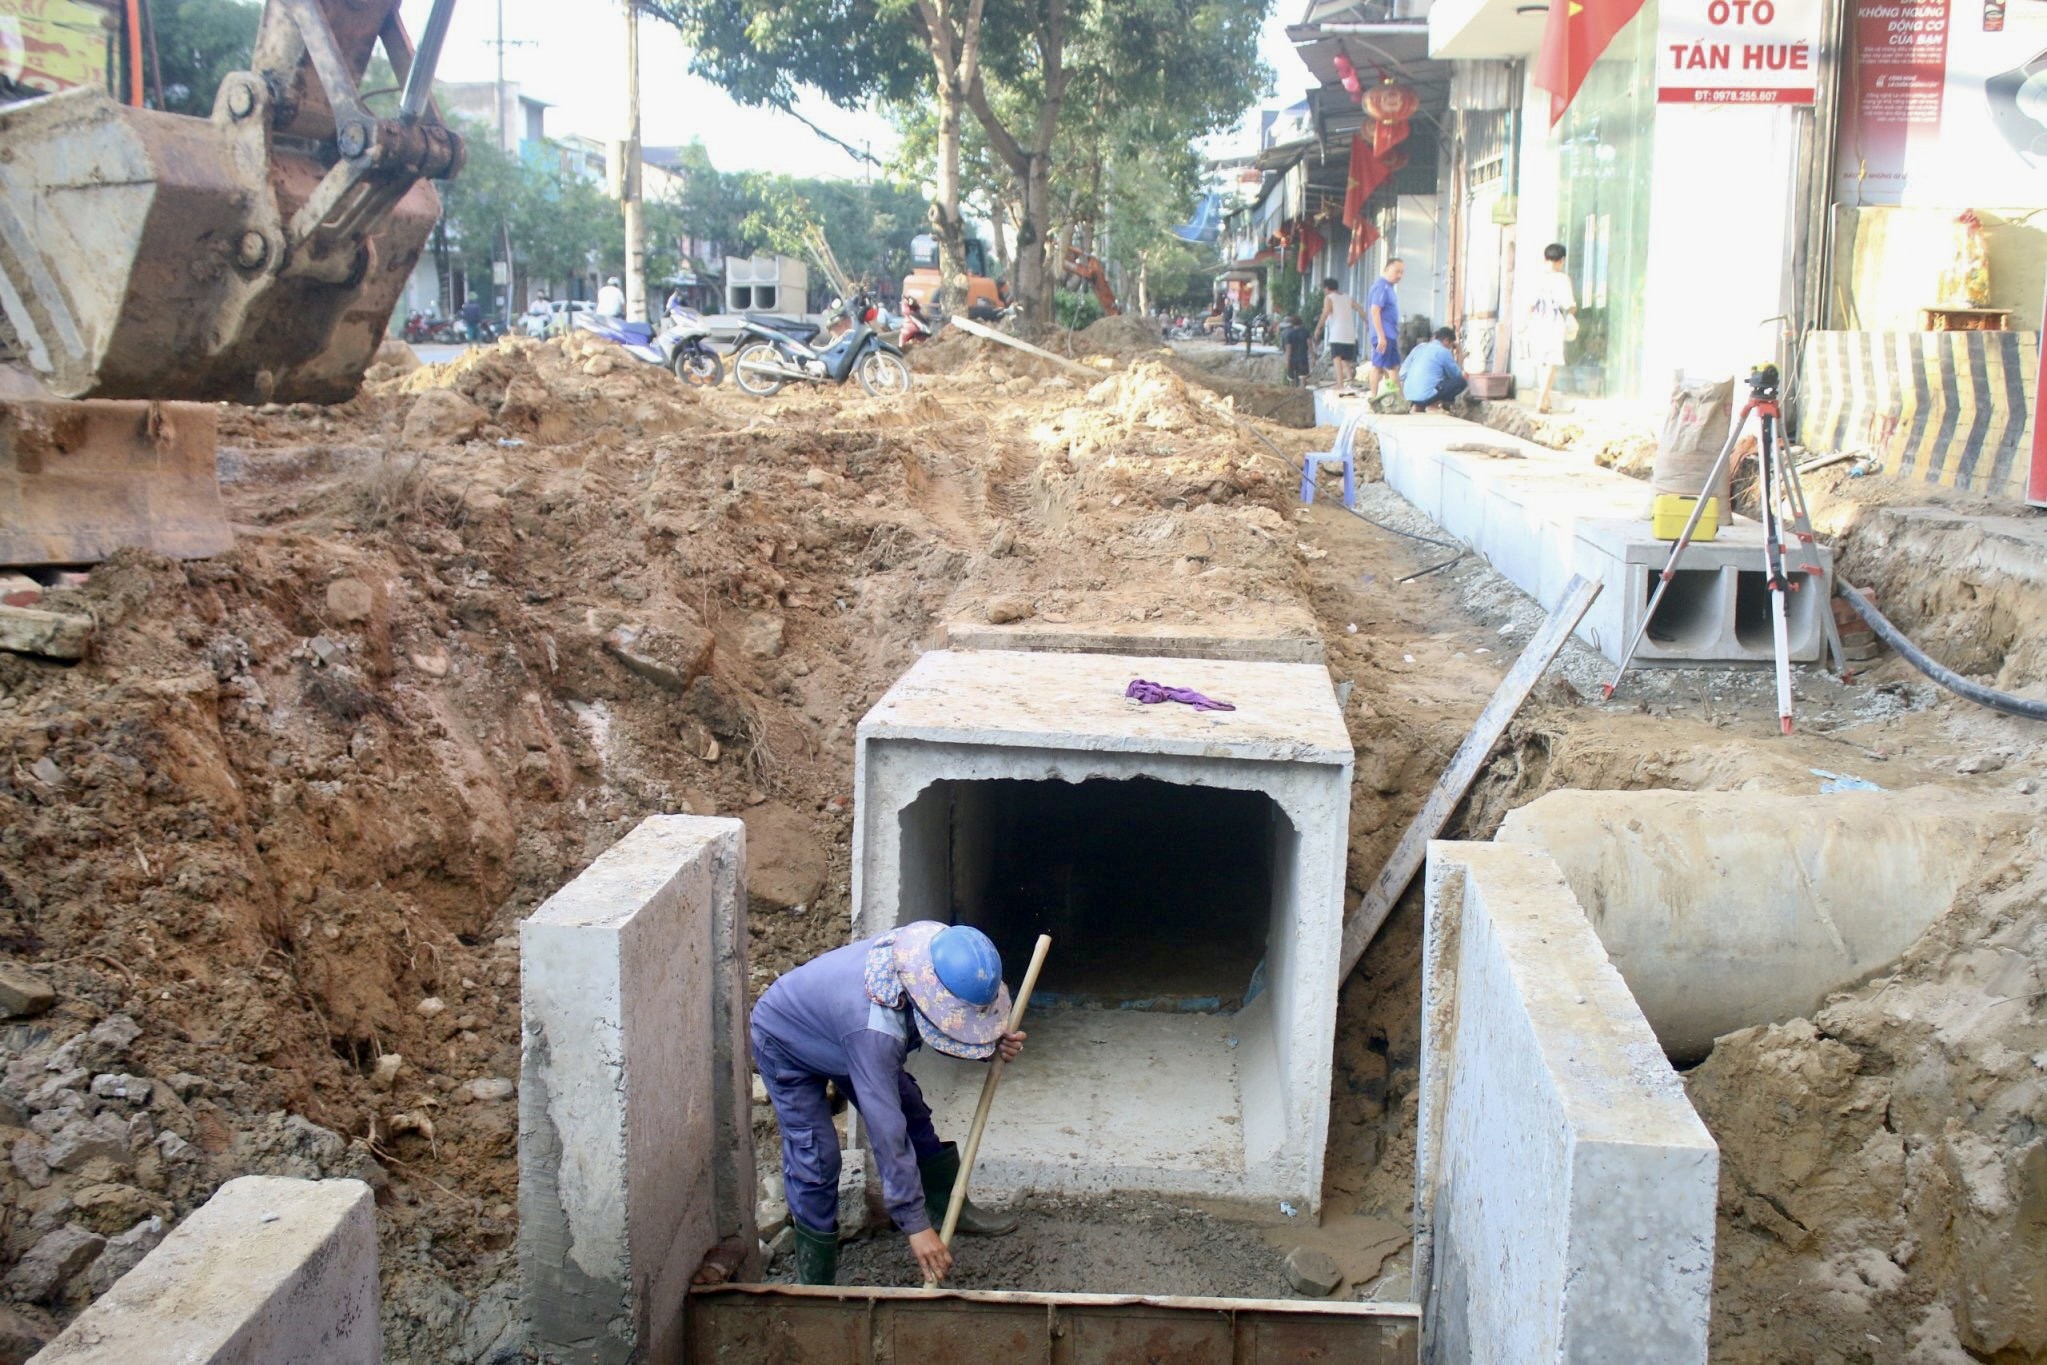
[1497,787,2039,1062]
[854,649,1353,1211]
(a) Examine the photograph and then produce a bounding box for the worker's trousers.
[751,1025,945,1236]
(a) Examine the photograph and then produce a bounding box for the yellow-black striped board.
[1799,330,2039,501]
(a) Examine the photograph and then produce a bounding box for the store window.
[1552,0,1658,398]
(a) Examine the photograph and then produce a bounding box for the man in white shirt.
[597,276,626,319]
[1311,277,1367,394]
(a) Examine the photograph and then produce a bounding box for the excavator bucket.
[0,390,231,568]
[0,0,460,568]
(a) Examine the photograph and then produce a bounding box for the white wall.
[1639,103,1803,392]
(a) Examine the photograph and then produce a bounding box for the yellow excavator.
[0,0,465,566]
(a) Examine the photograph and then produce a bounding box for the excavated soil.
[2,328,2044,1361]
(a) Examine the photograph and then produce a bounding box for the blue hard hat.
[929,925,1003,1007]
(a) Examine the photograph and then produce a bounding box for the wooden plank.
[946,314,1103,382]
[1338,573,1602,978]
[0,604,92,660]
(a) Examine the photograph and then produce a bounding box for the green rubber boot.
[791,1218,839,1286]
[919,1141,1019,1237]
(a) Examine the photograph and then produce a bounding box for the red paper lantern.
[1363,78,1420,125]
[1333,53,1363,101]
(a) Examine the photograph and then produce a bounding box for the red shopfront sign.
[1657,0,1823,104]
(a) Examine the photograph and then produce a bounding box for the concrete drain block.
[853,648,1352,1209]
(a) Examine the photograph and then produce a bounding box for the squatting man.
[751,922,1027,1284]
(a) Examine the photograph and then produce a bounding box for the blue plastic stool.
[1300,410,1364,509]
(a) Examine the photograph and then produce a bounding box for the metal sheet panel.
[684,1284,1421,1365]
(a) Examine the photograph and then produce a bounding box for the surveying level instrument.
[1604,364,1850,734]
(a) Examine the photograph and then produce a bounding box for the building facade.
[1232,0,2043,500]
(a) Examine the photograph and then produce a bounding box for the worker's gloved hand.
[996,1030,1026,1063]
[909,1227,953,1283]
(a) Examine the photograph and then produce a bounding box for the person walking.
[1282,313,1311,388]
[1525,242,1578,414]
[1365,259,1405,401]
[1400,327,1469,413]
[751,922,1027,1287]
[1312,277,1366,394]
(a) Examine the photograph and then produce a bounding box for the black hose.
[1835,581,2047,722]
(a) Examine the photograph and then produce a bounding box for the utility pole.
[622,0,647,322]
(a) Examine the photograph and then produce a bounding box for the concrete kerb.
[1414,841,1718,1364]
[1348,408,1828,667]
[32,1176,379,1364]
[518,815,755,1365]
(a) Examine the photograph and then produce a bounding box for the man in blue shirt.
[1365,258,1405,398]
[751,922,1027,1286]
[1400,327,1469,413]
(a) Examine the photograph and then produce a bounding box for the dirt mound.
[380,334,708,446]
[1686,843,2047,1363]
[1075,313,1169,361]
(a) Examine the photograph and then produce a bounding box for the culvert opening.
[893,774,1304,1192]
[1644,566,1719,648]
[925,776,1278,1010]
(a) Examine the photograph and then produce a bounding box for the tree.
[149,0,261,115]
[650,0,1270,328]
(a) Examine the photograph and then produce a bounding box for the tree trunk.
[1136,257,1150,315]
[1012,152,1054,329]
[912,0,987,315]
[929,82,971,312]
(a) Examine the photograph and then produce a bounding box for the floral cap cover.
[863,921,1011,1060]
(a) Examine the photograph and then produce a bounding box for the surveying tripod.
[1603,365,1849,734]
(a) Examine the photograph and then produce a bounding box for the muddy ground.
[1,313,2044,1361]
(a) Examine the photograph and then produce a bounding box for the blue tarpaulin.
[1173,192,1222,245]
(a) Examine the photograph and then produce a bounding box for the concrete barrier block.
[1414,841,1717,1365]
[1360,410,1828,666]
[32,1176,378,1364]
[520,815,753,1365]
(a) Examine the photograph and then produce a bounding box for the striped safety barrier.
[1798,329,2041,500]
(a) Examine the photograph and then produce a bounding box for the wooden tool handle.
[923,933,1052,1288]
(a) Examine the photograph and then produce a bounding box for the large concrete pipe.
[1496,788,2033,1062]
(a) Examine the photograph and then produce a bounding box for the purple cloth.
[1125,679,1236,712]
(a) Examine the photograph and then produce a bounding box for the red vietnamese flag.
[1533,0,1647,127]
[1342,131,1371,229]
[1297,221,1325,273]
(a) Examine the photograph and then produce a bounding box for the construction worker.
[751,922,1026,1286]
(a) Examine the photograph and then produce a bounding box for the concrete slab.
[855,650,1352,1211]
[943,613,1326,665]
[33,1176,378,1364]
[520,815,755,1365]
[1316,398,1829,666]
[1497,787,2039,1061]
[907,1007,1246,1196]
[1414,841,1717,1365]
[857,648,1353,764]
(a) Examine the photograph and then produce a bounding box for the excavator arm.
[1060,245,1119,317]
[0,0,465,565]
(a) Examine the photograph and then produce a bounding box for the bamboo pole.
[924,933,1052,1288]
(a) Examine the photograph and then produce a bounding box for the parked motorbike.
[402,311,464,345]
[575,298,725,387]
[730,293,912,398]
